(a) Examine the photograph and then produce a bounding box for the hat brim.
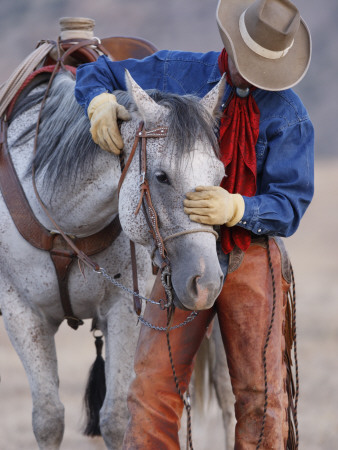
[216,0,312,91]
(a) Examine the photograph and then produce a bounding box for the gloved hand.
[87,93,131,154]
[184,186,245,227]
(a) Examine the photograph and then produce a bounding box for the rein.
[118,120,221,450]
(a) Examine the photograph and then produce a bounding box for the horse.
[0,68,234,449]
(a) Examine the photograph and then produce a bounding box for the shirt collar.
[207,60,222,84]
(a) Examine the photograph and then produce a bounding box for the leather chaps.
[123,238,292,449]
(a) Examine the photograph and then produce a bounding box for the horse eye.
[155,171,170,185]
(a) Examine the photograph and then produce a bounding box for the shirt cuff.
[237,196,269,235]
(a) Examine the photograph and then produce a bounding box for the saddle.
[0,34,158,329]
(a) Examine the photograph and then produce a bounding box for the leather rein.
[117,120,220,450]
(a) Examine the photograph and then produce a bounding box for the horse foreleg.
[1,296,64,450]
[98,295,139,450]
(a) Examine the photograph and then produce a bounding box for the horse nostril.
[189,275,201,297]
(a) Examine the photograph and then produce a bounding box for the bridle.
[117,119,219,326]
[118,120,218,280]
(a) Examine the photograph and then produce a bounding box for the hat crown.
[215,0,311,90]
[244,0,300,52]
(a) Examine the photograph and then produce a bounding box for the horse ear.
[199,75,226,118]
[125,69,164,122]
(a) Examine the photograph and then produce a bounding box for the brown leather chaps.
[123,239,291,449]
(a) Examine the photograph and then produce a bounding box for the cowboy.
[75,0,314,447]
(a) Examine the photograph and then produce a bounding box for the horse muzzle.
[171,262,224,311]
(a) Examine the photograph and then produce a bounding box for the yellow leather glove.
[183,186,245,227]
[87,93,131,154]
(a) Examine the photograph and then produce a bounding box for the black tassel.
[83,334,106,436]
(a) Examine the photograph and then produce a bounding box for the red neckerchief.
[218,49,260,254]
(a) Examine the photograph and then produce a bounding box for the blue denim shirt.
[75,50,314,238]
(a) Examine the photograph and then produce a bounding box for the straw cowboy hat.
[216,0,311,91]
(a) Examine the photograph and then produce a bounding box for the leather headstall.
[119,122,169,262]
[118,122,169,315]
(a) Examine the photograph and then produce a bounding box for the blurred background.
[0,0,337,449]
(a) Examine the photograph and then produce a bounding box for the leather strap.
[117,122,170,314]
[118,147,143,317]
[58,38,112,65]
[117,122,144,196]
[130,240,142,316]
[0,119,53,249]
[50,248,80,329]
[138,125,168,262]
[0,118,122,329]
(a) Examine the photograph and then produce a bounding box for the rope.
[0,42,55,118]
[150,228,219,263]
[256,237,277,449]
[163,228,219,243]
[59,17,95,41]
[290,264,299,447]
[165,307,194,450]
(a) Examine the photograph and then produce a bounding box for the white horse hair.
[0,70,234,449]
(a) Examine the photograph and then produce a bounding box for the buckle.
[139,172,146,186]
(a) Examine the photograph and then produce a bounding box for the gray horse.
[0,70,234,449]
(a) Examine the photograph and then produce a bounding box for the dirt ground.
[0,158,337,450]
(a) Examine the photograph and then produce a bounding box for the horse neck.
[42,151,121,237]
[7,119,121,237]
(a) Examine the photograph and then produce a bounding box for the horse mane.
[10,71,101,192]
[115,89,220,161]
[10,72,219,192]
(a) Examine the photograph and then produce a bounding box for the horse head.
[118,71,226,311]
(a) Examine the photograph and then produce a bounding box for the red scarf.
[218,49,260,254]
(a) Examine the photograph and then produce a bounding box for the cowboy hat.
[216,0,311,91]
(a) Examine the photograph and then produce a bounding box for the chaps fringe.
[285,268,299,449]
